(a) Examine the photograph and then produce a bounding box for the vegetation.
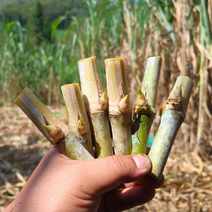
[0,0,88,26]
[0,0,212,154]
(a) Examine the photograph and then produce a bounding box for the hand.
[5,147,164,212]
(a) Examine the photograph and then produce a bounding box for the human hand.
[5,147,164,212]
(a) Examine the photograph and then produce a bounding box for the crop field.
[0,0,212,211]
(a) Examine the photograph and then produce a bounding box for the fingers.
[121,174,164,189]
[102,185,155,212]
[48,148,154,198]
[29,148,157,208]
[136,174,164,188]
[37,148,160,197]
[75,153,152,196]
[101,173,164,211]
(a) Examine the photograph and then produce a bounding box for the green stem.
[91,112,113,158]
[131,56,162,154]
[110,113,132,155]
[148,76,193,180]
[148,110,184,180]
[132,114,154,154]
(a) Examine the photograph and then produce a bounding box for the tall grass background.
[0,0,212,155]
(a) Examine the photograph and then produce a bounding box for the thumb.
[77,153,152,196]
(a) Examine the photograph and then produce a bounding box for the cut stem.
[132,56,162,154]
[148,76,193,180]
[14,87,94,160]
[78,56,113,157]
[61,83,94,156]
[105,58,132,155]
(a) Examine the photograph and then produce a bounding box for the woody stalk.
[105,58,132,155]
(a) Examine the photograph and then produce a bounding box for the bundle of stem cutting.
[14,87,94,160]
[148,76,193,180]
[78,56,113,158]
[132,56,162,154]
[105,58,132,155]
[61,83,94,156]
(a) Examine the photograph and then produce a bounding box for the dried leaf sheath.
[105,58,132,155]
[148,76,193,180]
[14,87,93,160]
[61,83,94,156]
[78,56,113,157]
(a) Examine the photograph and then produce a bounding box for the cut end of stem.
[78,56,107,113]
[14,87,70,143]
[141,56,162,108]
[105,58,131,115]
[61,83,91,135]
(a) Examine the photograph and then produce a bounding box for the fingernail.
[133,154,151,170]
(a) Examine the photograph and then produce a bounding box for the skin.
[5,147,164,212]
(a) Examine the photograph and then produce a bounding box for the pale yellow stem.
[78,56,113,157]
[105,58,132,155]
[61,83,94,156]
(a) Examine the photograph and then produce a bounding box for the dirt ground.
[0,106,212,212]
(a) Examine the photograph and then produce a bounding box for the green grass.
[55,29,66,41]
[0,0,29,5]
